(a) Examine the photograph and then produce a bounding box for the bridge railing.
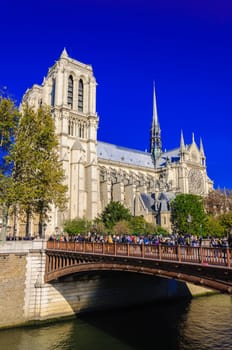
[46,240,231,268]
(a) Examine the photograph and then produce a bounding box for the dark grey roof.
[140,193,155,212]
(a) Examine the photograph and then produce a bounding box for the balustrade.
[46,240,231,268]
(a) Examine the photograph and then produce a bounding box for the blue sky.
[1,0,232,189]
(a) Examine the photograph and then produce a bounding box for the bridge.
[45,241,232,294]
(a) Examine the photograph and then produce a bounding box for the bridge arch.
[45,250,232,294]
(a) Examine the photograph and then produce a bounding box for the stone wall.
[0,252,27,328]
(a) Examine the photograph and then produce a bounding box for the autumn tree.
[204,189,232,216]
[0,95,19,240]
[9,104,68,237]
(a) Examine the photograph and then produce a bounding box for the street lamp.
[42,223,47,239]
[187,214,192,233]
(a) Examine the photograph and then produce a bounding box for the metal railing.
[46,240,232,268]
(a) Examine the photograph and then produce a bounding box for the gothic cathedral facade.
[22,49,213,234]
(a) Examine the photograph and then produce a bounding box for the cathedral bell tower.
[22,49,99,225]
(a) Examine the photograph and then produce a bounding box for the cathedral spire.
[180,129,185,151]
[200,137,205,156]
[150,83,162,165]
[192,132,195,144]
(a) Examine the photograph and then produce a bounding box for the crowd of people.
[48,232,232,249]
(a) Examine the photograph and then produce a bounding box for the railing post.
[127,243,130,256]
[158,244,161,260]
[114,241,116,256]
[177,244,181,262]
[83,240,85,252]
[92,242,94,253]
[227,248,230,268]
[199,246,203,263]
[141,243,144,258]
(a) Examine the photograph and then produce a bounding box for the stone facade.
[21,49,213,235]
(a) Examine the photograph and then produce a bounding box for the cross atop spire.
[150,83,162,165]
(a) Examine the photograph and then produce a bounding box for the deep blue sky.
[1,0,232,189]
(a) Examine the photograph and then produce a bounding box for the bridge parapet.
[45,241,232,294]
[0,239,46,253]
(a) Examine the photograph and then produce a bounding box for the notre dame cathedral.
[22,49,213,234]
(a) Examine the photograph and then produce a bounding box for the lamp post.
[187,214,192,233]
[42,223,47,239]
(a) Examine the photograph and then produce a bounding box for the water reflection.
[0,294,231,350]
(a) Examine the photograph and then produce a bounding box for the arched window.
[68,120,74,136]
[51,78,56,106]
[67,75,73,108]
[78,79,84,112]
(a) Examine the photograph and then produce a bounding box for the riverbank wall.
[0,240,213,329]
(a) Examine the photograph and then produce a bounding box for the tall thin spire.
[192,132,195,144]
[150,83,162,165]
[200,137,205,156]
[180,129,185,151]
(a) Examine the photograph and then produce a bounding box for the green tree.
[205,215,224,238]
[63,218,92,236]
[171,194,207,236]
[219,211,232,236]
[99,201,132,230]
[0,95,19,240]
[129,216,154,235]
[9,104,68,237]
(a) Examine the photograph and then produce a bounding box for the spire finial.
[60,47,68,58]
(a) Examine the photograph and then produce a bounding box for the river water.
[0,294,232,350]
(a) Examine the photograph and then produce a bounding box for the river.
[0,294,231,350]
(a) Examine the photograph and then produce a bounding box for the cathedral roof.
[97,141,154,168]
[97,141,181,169]
[140,193,155,212]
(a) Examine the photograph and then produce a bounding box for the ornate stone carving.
[188,168,204,194]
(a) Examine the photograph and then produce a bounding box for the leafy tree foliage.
[0,95,18,240]
[219,212,232,235]
[63,218,92,235]
[171,194,208,236]
[129,215,147,234]
[99,201,132,230]
[128,216,156,235]
[205,215,224,238]
[9,104,68,237]
[113,220,131,235]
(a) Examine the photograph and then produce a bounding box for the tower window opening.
[67,75,73,108]
[68,120,74,136]
[78,79,84,112]
[51,78,56,106]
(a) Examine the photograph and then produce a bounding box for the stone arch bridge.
[45,241,232,294]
